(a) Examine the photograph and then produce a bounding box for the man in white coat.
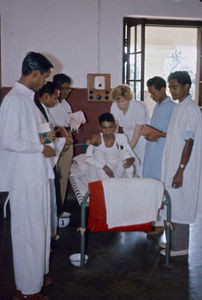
[160,71,202,257]
[49,74,73,208]
[0,52,55,299]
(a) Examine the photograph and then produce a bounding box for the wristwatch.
[179,164,185,169]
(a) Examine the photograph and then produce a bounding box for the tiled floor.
[0,192,202,300]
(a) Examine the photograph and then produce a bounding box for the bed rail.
[71,143,172,268]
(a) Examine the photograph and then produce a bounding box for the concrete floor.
[1,192,202,300]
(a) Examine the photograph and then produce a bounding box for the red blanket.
[87,181,152,232]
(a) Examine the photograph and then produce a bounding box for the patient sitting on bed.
[83,112,137,184]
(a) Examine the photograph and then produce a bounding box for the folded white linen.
[69,111,86,131]
[102,178,164,228]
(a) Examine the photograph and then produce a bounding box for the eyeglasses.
[61,87,72,91]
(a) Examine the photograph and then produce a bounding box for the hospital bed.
[69,144,172,268]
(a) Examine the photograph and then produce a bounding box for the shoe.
[44,275,52,287]
[13,289,23,300]
[160,249,188,257]
[13,290,49,300]
[146,226,165,236]
[159,242,166,249]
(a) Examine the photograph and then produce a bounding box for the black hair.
[168,71,192,88]
[147,76,166,90]
[98,113,115,125]
[38,81,59,98]
[22,52,53,75]
[53,73,72,88]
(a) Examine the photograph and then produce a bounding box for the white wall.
[0,0,202,88]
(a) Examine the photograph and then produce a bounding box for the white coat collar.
[15,81,35,98]
[180,94,192,104]
[158,96,171,106]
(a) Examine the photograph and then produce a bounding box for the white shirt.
[39,103,66,168]
[111,100,150,148]
[0,82,54,191]
[111,100,150,176]
[86,133,136,169]
[49,99,72,127]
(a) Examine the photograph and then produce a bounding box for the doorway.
[145,26,197,114]
[123,18,202,113]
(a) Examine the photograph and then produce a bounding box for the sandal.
[13,290,49,300]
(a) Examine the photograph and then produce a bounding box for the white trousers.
[9,182,51,294]
[86,149,135,183]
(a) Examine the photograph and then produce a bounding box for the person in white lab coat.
[0,52,55,299]
[110,84,150,176]
[160,71,202,257]
[49,74,73,207]
[36,81,72,238]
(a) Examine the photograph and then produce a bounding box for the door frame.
[123,17,202,106]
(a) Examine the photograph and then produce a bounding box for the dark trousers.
[53,166,62,217]
[171,222,189,251]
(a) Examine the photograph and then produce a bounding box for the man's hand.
[43,145,56,157]
[65,133,73,148]
[47,131,56,143]
[172,139,193,189]
[65,134,73,145]
[103,165,115,177]
[145,133,158,142]
[123,157,135,168]
[145,132,165,142]
[172,168,183,189]
[62,133,73,152]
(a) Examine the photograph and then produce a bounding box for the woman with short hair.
[110,84,150,176]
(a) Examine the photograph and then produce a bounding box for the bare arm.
[103,165,115,177]
[129,124,144,149]
[86,135,103,168]
[172,139,194,189]
[86,134,115,176]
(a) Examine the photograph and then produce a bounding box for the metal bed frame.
[70,177,172,269]
[70,143,172,268]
